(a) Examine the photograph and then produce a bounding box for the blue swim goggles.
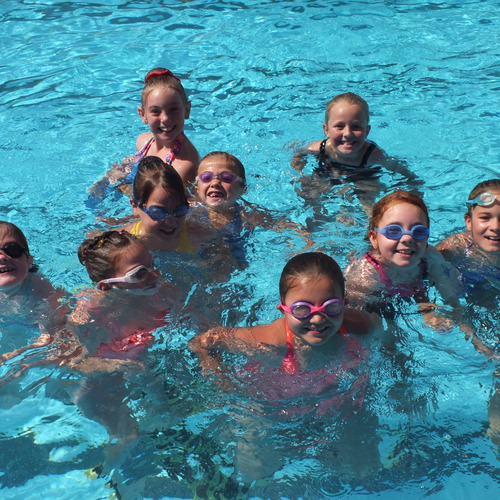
[136,200,189,221]
[374,224,429,240]
[466,192,500,207]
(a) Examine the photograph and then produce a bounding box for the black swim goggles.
[0,242,28,259]
[374,224,429,240]
[136,200,189,221]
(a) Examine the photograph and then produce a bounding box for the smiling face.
[465,189,500,254]
[0,226,33,292]
[369,202,429,268]
[138,86,190,146]
[280,275,344,347]
[132,185,185,241]
[323,101,371,159]
[195,155,245,209]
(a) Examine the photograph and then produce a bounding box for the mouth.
[207,190,226,202]
[158,125,175,134]
[485,235,500,243]
[158,226,178,236]
[396,248,415,256]
[0,267,15,274]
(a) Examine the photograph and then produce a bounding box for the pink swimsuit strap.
[139,131,186,164]
[364,252,425,298]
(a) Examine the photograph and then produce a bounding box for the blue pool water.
[1,0,499,498]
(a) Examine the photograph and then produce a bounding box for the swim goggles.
[280,298,344,320]
[136,201,189,221]
[0,242,28,259]
[196,172,243,184]
[466,192,500,207]
[98,265,156,286]
[374,224,429,240]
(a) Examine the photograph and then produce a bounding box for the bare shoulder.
[306,140,322,153]
[136,132,153,151]
[436,232,468,254]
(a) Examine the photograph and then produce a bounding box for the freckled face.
[323,102,370,159]
[369,202,429,269]
[465,189,500,254]
[195,156,245,208]
[0,227,33,291]
[281,276,344,347]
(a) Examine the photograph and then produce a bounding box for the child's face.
[195,156,245,209]
[0,227,33,291]
[465,190,500,254]
[323,102,371,159]
[138,86,190,144]
[281,276,344,347]
[106,242,158,292]
[132,186,186,240]
[369,202,428,268]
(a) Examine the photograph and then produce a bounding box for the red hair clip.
[145,70,180,84]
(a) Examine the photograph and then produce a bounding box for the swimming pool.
[1,0,499,498]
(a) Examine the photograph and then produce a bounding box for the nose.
[491,218,500,230]
[343,125,353,137]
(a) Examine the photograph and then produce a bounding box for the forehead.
[327,102,367,122]
[147,185,183,205]
[0,226,18,242]
[287,274,341,295]
[379,202,426,223]
[145,86,183,106]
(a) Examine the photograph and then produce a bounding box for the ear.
[322,122,329,136]
[130,197,140,216]
[185,101,191,120]
[27,255,34,269]
[138,106,147,124]
[366,124,371,137]
[277,304,284,314]
[464,213,472,232]
[368,230,378,250]
[97,281,111,291]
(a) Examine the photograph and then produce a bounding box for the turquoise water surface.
[0,0,499,498]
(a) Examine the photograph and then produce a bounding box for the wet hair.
[78,230,142,283]
[198,151,247,186]
[369,190,430,232]
[279,252,345,301]
[133,156,187,207]
[141,67,189,108]
[466,179,500,216]
[324,92,370,125]
[0,221,38,272]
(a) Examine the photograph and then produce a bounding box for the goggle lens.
[467,192,500,206]
[281,299,344,319]
[140,203,189,220]
[198,172,241,184]
[0,242,27,259]
[375,224,429,240]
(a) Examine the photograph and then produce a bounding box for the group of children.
[1,67,499,435]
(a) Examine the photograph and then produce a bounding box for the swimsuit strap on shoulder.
[164,131,186,164]
[359,141,376,167]
[281,324,300,374]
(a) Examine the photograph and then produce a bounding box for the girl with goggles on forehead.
[437,179,500,305]
[344,191,462,317]
[120,156,210,253]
